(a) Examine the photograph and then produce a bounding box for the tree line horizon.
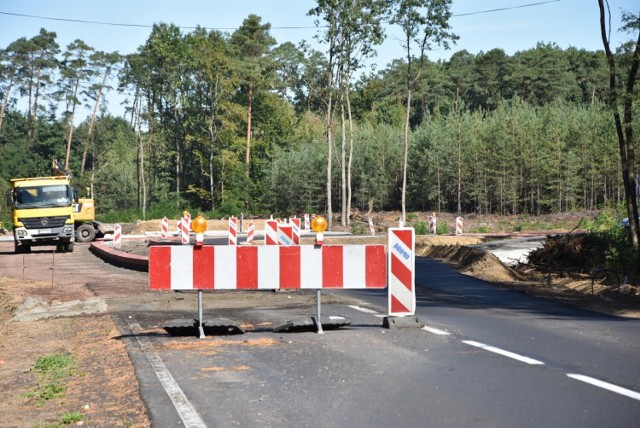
[0,2,638,231]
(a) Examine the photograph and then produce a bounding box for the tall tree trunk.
[246,79,253,173]
[64,78,80,170]
[599,0,640,250]
[346,87,354,227]
[402,89,411,223]
[82,69,109,175]
[30,66,42,143]
[326,88,334,229]
[174,100,181,207]
[455,88,462,215]
[135,100,146,220]
[340,91,347,227]
[0,77,13,131]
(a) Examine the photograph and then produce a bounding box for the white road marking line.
[567,374,640,401]
[462,340,545,365]
[348,305,379,314]
[125,318,207,428]
[422,326,450,335]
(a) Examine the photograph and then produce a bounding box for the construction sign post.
[387,227,416,316]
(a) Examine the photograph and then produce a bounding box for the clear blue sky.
[0,1,637,115]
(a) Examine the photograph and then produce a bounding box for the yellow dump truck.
[7,175,75,253]
[49,159,113,243]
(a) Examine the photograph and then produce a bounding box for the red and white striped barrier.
[265,219,278,245]
[368,218,375,235]
[290,218,301,244]
[278,224,294,246]
[304,213,310,231]
[388,228,415,316]
[455,216,463,235]
[181,217,189,245]
[229,216,237,246]
[150,245,387,290]
[113,224,122,249]
[428,215,436,234]
[246,222,255,245]
[161,217,168,239]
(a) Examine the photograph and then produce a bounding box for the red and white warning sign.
[149,244,387,290]
[265,219,278,246]
[290,217,301,244]
[113,224,122,249]
[161,216,168,239]
[278,224,294,246]
[387,227,415,316]
[229,216,237,246]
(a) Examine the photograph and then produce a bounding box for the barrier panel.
[114,224,122,249]
[455,216,463,235]
[265,219,278,245]
[246,222,255,244]
[229,217,237,246]
[278,224,294,246]
[181,217,189,245]
[290,218,301,244]
[428,215,437,234]
[388,227,415,316]
[304,213,311,231]
[161,217,168,239]
[150,244,387,290]
[149,227,416,335]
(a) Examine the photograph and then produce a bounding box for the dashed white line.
[422,326,450,335]
[567,374,640,401]
[462,340,545,365]
[348,305,379,314]
[125,318,207,428]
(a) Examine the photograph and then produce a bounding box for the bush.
[413,221,428,235]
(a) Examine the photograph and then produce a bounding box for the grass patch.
[22,353,78,406]
[60,411,85,424]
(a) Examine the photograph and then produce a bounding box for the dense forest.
[0,2,638,229]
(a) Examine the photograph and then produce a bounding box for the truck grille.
[20,216,70,230]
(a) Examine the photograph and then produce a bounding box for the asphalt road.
[3,238,639,427]
[117,255,640,427]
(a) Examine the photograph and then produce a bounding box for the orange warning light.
[191,214,208,234]
[311,216,327,233]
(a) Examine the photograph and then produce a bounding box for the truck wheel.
[76,223,96,242]
[15,243,31,254]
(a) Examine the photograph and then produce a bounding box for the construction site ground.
[1,212,638,426]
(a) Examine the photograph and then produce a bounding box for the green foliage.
[0,21,637,223]
[60,412,85,425]
[22,353,78,406]
[584,210,619,232]
[413,221,428,235]
[436,220,450,235]
[351,222,366,235]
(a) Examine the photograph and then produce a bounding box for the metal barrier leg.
[197,290,205,339]
[316,290,324,334]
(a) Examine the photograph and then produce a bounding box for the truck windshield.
[14,185,72,209]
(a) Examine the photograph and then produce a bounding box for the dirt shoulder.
[421,244,640,319]
[0,276,150,427]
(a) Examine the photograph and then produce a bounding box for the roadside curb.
[90,240,149,272]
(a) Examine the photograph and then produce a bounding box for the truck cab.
[7,176,75,253]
